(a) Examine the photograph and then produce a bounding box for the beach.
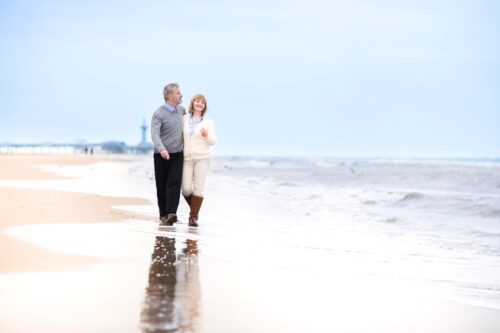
[1,154,500,333]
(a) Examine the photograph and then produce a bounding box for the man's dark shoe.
[166,213,177,225]
[159,216,171,226]
[160,214,177,226]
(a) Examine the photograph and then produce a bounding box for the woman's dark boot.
[189,196,204,227]
[183,194,192,206]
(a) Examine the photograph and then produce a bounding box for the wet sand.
[0,154,120,180]
[1,154,500,333]
[0,155,150,273]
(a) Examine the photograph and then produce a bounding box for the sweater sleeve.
[205,120,216,146]
[151,112,166,152]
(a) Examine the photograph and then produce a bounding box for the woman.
[182,94,216,227]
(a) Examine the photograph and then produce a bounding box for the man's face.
[168,87,183,106]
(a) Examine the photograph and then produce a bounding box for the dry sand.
[0,154,150,273]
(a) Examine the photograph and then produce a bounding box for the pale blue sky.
[1,0,498,157]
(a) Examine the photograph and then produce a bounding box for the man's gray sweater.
[151,105,186,154]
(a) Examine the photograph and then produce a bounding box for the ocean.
[208,156,500,309]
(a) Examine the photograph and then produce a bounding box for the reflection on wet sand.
[140,236,200,332]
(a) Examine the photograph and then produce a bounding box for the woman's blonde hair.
[188,94,208,116]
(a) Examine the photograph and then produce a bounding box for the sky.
[0,0,499,158]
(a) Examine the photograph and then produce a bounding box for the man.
[151,83,186,226]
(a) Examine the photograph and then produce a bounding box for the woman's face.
[193,99,205,113]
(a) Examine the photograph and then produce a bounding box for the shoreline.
[1,154,500,332]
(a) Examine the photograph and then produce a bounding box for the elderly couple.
[151,83,216,227]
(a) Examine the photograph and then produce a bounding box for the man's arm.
[151,112,164,152]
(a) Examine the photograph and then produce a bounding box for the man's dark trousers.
[153,151,183,218]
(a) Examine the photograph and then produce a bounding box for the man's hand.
[160,150,170,160]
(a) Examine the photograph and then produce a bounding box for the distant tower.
[137,118,153,153]
[141,118,147,144]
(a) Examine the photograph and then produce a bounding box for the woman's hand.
[200,128,208,137]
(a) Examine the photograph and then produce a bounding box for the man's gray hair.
[163,83,179,102]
